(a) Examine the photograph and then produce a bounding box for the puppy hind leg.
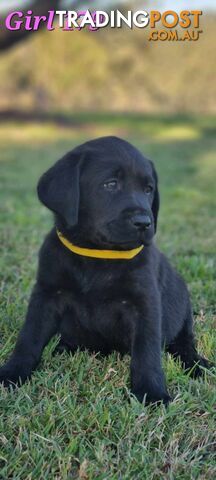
[167,313,213,377]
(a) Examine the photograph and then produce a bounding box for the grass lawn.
[0,114,215,479]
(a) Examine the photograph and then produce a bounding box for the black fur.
[0,136,212,404]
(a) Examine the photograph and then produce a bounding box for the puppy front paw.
[146,392,172,406]
[132,388,172,406]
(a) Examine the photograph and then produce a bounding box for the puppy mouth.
[92,231,148,250]
[85,220,154,250]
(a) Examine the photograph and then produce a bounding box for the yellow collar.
[56,230,144,260]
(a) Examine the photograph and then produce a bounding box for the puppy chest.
[60,291,138,354]
[80,293,138,326]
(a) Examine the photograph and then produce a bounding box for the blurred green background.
[0,1,215,114]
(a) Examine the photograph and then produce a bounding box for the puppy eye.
[103,179,118,191]
[144,185,153,194]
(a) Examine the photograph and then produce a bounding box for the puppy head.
[37,136,159,248]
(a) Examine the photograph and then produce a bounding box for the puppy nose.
[131,215,152,230]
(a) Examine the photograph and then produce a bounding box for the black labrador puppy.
[0,136,211,404]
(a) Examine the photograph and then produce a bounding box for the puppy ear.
[150,161,160,233]
[37,152,81,227]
